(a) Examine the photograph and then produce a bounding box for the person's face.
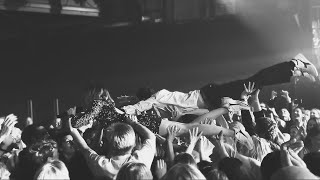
[307,119,317,131]
[310,110,320,119]
[280,108,290,119]
[293,108,303,121]
[303,111,311,121]
[290,128,299,139]
[60,135,76,154]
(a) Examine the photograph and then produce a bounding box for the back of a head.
[270,166,319,180]
[116,162,153,180]
[34,160,69,180]
[260,151,282,180]
[163,164,205,180]
[22,125,49,147]
[174,152,197,167]
[105,123,136,156]
[206,169,229,180]
[136,87,155,101]
[303,151,320,176]
[255,117,276,140]
[218,157,247,180]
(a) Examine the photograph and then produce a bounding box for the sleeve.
[241,110,256,136]
[132,138,156,169]
[154,89,200,109]
[122,97,157,115]
[82,148,115,178]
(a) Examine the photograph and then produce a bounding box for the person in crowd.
[310,108,320,119]
[162,163,206,180]
[116,162,153,180]
[306,117,320,133]
[123,53,317,115]
[56,133,93,180]
[66,112,156,179]
[70,84,254,150]
[34,160,70,180]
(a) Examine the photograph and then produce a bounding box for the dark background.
[0,0,319,125]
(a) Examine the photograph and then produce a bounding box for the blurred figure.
[162,163,206,180]
[115,162,153,180]
[34,160,69,180]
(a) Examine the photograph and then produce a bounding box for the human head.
[303,109,311,123]
[289,125,300,140]
[57,134,76,155]
[34,160,70,180]
[270,166,318,180]
[278,108,290,121]
[310,108,320,119]
[83,83,114,107]
[218,157,250,180]
[174,152,197,167]
[260,151,282,180]
[29,139,59,166]
[292,107,303,125]
[115,162,153,180]
[306,124,320,152]
[306,118,320,133]
[136,87,156,101]
[206,169,229,180]
[21,125,50,147]
[104,123,136,156]
[255,117,277,141]
[163,163,205,180]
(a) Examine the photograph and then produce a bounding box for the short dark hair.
[260,151,282,180]
[218,157,247,180]
[174,152,197,167]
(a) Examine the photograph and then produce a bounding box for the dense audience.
[0,53,320,180]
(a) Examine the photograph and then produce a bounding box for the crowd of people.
[0,53,320,180]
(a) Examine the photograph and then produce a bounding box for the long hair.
[116,162,153,180]
[82,83,114,107]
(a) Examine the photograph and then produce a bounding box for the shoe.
[230,121,254,150]
[292,53,318,77]
[293,70,316,82]
[221,97,250,112]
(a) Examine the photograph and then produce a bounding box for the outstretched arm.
[122,97,157,115]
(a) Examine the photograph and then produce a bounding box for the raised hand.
[155,159,167,179]
[0,114,18,139]
[281,142,306,168]
[241,82,256,101]
[167,125,180,142]
[188,127,203,145]
[209,130,229,159]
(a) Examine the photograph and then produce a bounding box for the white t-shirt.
[83,138,156,180]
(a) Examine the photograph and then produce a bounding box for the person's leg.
[201,54,318,109]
